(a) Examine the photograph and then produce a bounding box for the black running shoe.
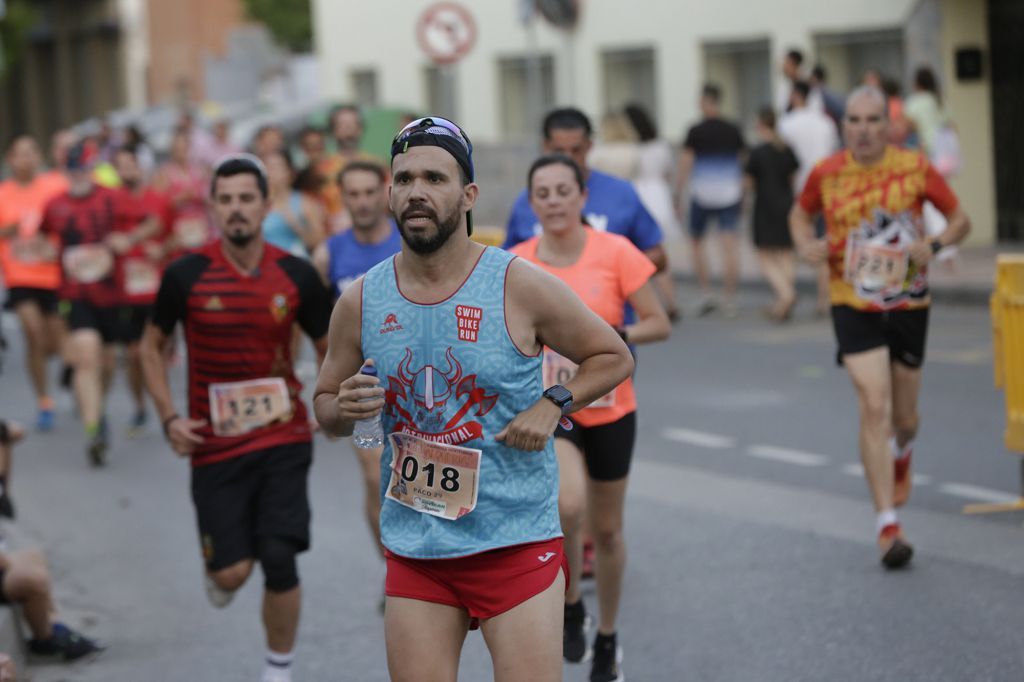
[29,623,103,661]
[564,600,588,663]
[87,430,107,467]
[590,631,624,682]
[59,364,73,391]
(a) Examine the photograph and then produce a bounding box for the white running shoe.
[204,573,235,608]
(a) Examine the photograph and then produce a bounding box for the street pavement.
[3,282,1023,682]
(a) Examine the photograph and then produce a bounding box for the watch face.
[544,385,572,406]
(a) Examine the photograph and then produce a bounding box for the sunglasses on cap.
[392,116,472,154]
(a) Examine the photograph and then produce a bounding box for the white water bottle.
[352,364,384,448]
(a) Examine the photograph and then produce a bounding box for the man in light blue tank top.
[312,160,401,591]
[313,116,634,682]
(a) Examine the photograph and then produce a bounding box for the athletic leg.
[385,597,469,682]
[352,444,384,557]
[587,476,629,634]
[843,347,894,513]
[13,301,50,407]
[556,437,587,606]
[480,570,565,682]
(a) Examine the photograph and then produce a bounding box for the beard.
[398,202,462,255]
[226,231,257,247]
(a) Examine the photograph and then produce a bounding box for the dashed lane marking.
[746,445,828,467]
[938,483,1020,504]
[661,428,736,450]
[841,463,932,486]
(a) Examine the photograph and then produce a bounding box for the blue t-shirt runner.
[316,220,402,298]
[502,169,663,251]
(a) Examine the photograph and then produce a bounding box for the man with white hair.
[789,86,971,569]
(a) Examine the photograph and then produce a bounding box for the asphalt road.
[3,283,1023,682]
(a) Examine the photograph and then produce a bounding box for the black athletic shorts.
[118,304,152,344]
[64,300,121,344]
[831,305,930,369]
[4,287,58,315]
[555,411,636,481]
[191,441,313,571]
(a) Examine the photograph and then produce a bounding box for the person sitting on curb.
[0,548,103,660]
[0,420,23,519]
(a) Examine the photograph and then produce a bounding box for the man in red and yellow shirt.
[790,86,970,569]
[0,134,68,431]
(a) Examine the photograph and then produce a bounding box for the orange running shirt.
[798,146,958,311]
[0,173,68,290]
[511,229,655,427]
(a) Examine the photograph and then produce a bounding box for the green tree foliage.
[0,0,38,79]
[242,0,313,53]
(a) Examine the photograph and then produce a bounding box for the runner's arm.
[497,259,633,451]
[311,243,330,286]
[934,206,970,248]
[622,281,671,345]
[139,323,177,426]
[789,203,827,264]
[643,244,667,273]
[312,279,384,437]
[674,148,694,211]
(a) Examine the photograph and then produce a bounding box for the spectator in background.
[0,419,25,518]
[882,78,909,146]
[319,105,381,232]
[904,66,945,158]
[262,151,326,258]
[776,49,805,114]
[676,83,745,317]
[625,102,682,321]
[197,119,241,169]
[297,126,328,169]
[251,125,286,161]
[905,66,960,267]
[809,64,845,128]
[745,108,799,322]
[779,81,839,315]
[0,547,103,660]
[176,110,215,165]
[588,111,640,180]
[123,125,157,179]
[154,128,212,252]
[47,129,75,178]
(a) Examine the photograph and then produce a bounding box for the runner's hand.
[798,238,828,264]
[165,417,206,456]
[335,366,385,422]
[495,399,561,452]
[105,232,133,255]
[907,239,933,267]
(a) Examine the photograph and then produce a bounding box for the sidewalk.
[664,238,1020,305]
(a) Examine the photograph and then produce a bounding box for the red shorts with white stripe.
[385,538,568,628]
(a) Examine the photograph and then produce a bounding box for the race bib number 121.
[209,377,292,437]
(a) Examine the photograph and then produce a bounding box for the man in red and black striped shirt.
[140,154,331,682]
[38,143,121,465]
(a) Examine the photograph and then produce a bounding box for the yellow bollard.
[965,254,1024,514]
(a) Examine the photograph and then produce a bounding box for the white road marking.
[939,483,1020,504]
[841,463,931,485]
[661,428,735,450]
[747,445,828,467]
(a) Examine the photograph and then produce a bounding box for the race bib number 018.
[63,244,114,283]
[209,377,292,437]
[385,432,481,521]
[844,237,909,303]
[542,349,615,409]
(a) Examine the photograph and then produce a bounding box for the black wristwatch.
[542,385,574,415]
[929,239,943,255]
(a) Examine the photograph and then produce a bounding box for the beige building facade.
[314,0,1015,245]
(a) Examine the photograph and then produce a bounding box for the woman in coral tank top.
[511,154,670,681]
